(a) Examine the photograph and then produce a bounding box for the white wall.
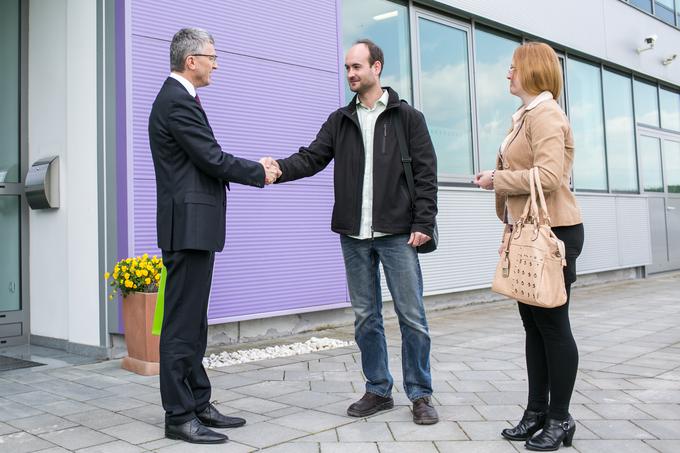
[28,0,101,346]
[440,0,680,86]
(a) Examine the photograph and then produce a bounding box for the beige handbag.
[491,167,568,308]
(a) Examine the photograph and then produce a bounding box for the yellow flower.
[143,253,149,259]
[142,269,148,277]
[121,265,128,272]
[145,278,151,285]
[155,273,161,281]
[104,272,110,280]
[113,272,119,280]
[124,273,130,279]
[125,279,133,288]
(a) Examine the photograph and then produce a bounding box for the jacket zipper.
[382,122,387,154]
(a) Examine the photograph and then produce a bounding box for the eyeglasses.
[191,54,218,62]
[508,65,516,72]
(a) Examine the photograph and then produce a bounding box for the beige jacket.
[494,99,582,227]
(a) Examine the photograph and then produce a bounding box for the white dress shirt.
[169,72,197,97]
[350,89,391,240]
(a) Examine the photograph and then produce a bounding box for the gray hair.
[170,28,215,72]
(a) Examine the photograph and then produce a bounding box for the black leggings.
[517,223,584,420]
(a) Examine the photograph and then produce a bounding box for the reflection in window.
[659,88,680,131]
[665,140,680,193]
[0,0,20,183]
[417,17,473,176]
[474,29,521,171]
[639,136,664,192]
[0,196,21,312]
[634,80,660,127]
[341,0,411,103]
[567,59,607,191]
[655,0,676,24]
[603,71,638,192]
[630,0,653,13]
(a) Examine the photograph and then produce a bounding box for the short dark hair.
[354,39,384,76]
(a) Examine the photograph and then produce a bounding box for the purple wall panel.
[129,1,349,321]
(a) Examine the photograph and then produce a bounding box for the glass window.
[567,59,608,191]
[341,0,411,103]
[659,87,680,131]
[474,28,521,171]
[0,196,21,312]
[634,79,660,127]
[416,16,473,176]
[677,0,680,26]
[603,70,638,192]
[0,0,20,183]
[665,140,680,193]
[630,0,653,13]
[639,136,664,192]
[655,0,676,24]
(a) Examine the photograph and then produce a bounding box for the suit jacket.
[148,77,265,252]
[494,99,582,227]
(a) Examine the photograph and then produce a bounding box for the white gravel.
[203,337,355,369]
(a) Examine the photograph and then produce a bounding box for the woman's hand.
[473,170,495,190]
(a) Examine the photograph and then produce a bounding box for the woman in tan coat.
[474,42,584,451]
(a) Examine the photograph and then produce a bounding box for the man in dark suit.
[148,27,280,444]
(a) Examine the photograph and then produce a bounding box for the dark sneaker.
[412,396,439,425]
[347,392,394,417]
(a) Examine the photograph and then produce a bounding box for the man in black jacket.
[148,28,279,444]
[270,39,438,425]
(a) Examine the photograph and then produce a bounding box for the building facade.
[1,0,679,353]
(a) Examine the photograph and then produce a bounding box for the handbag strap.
[393,103,416,209]
[532,167,552,225]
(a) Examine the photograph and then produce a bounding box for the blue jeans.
[340,234,432,401]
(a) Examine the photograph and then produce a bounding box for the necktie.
[195,94,202,107]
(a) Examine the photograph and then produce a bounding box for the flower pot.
[121,292,160,376]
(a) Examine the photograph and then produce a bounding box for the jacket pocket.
[184,192,216,206]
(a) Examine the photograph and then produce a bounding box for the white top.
[350,89,391,240]
[499,90,554,224]
[169,72,197,98]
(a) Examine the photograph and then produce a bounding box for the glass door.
[0,0,27,346]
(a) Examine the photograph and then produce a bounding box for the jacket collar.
[342,86,401,120]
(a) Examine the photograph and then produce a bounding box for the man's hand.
[259,157,282,185]
[473,170,494,190]
[407,232,431,248]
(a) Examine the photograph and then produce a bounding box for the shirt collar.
[356,89,389,110]
[170,72,197,97]
[511,91,554,123]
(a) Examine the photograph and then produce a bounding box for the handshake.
[258,157,282,185]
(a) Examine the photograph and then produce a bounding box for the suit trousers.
[160,249,215,425]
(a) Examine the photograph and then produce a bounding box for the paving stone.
[272,390,347,409]
[154,440,254,452]
[627,389,680,403]
[635,403,680,419]
[5,391,67,407]
[260,442,319,452]
[226,421,309,448]
[7,414,77,435]
[377,441,439,453]
[0,400,45,421]
[580,419,655,439]
[294,429,338,442]
[572,439,659,453]
[433,392,484,405]
[633,419,680,439]
[40,400,95,417]
[0,431,56,452]
[473,405,524,421]
[64,409,135,430]
[320,442,378,453]
[310,380,355,393]
[269,409,351,433]
[586,403,655,419]
[226,396,290,414]
[645,440,680,453]
[118,403,165,425]
[100,420,165,444]
[75,440,146,452]
[231,381,309,398]
[336,421,393,441]
[435,440,519,453]
[388,421,467,441]
[39,426,116,450]
[457,421,512,440]
[87,396,147,412]
[0,420,20,435]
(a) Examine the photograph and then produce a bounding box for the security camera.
[637,35,658,54]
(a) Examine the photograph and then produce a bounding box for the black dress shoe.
[412,396,439,425]
[197,403,247,428]
[347,392,394,417]
[501,409,546,441]
[165,418,228,444]
[525,415,576,451]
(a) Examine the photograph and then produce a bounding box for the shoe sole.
[347,400,394,417]
[199,420,247,428]
[413,417,439,425]
[165,433,228,444]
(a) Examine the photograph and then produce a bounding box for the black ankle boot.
[501,409,546,441]
[525,415,576,451]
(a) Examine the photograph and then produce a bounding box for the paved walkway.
[1,272,679,452]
